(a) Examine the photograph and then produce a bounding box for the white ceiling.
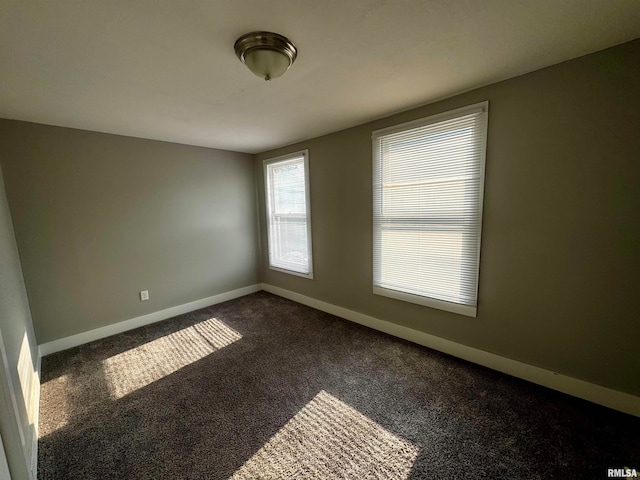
[1,1,639,154]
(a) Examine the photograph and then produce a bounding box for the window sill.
[270,266,314,280]
[373,286,477,317]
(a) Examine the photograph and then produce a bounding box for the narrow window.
[264,150,313,278]
[372,102,488,316]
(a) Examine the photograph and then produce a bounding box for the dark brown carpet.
[38,291,639,479]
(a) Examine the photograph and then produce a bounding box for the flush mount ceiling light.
[234,31,297,81]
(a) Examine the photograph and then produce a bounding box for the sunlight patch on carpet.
[39,373,72,436]
[103,318,241,399]
[230,390,419,479]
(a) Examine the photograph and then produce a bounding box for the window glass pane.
[372,104,488,315]
[379,228,468,304]
[272,162,306,214]
[269,214,309,271]
[265,152,313,277]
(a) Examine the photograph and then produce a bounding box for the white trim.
[263,149,314,279]
[0,328,31,479]
[371,102,488,317]
[39,284,262,356]
[371,101,488,138]
[31,348,40,480]
[373,286,477,317]
[269,266,314,279]
[261,283,640,417]
[15,332,39,479]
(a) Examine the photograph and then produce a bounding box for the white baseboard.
[39,284,262,356]
[262,283,640,417]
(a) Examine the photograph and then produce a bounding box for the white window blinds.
[372,102,488,317]
[264,150,313,278]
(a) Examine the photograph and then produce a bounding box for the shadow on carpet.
[38,292,639,479]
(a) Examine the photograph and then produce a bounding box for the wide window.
[264,150,313,278]
[372,102,488,317]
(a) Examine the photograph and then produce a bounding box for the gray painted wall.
[0,433,13,480]
[256,39,640,397]
[0,121,260,344]
[0,163,38,480]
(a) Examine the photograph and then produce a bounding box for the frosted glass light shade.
[244,49,291,81]
[234,31,297,81]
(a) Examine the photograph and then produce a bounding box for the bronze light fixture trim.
[234,31,298,81]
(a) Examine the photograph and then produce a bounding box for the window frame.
[371,102,489,317]
[263,149,314,279]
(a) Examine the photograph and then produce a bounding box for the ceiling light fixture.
[234,31,297,81]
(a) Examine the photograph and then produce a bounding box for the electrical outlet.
[140,290,149,301]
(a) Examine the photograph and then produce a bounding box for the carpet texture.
[38,292,639,479]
